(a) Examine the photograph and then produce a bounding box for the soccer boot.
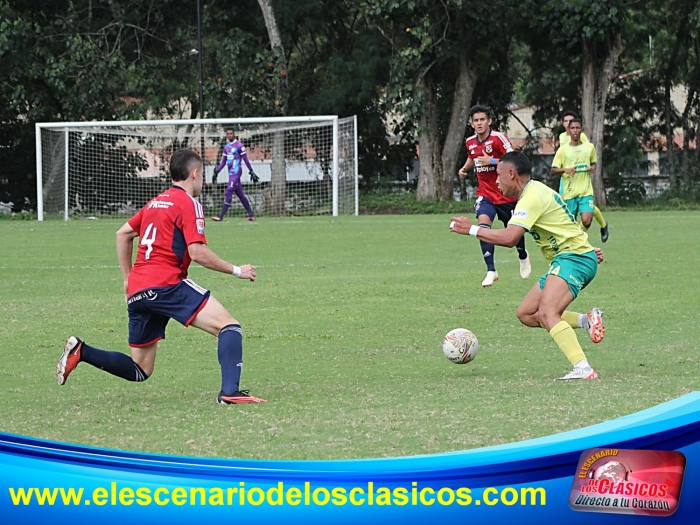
[217,390,267,404]
[585,308,605,343]
[210,216,223,221]
[481,271,499,287]
[601,223,609,243]
[56,336,83,385]
[245,216,256,221]
[519,251,532,279]
[555,367,599,381]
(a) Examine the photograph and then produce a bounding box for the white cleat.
[554,367,599,381]
[481,271,499,287]
[519,251,531,279]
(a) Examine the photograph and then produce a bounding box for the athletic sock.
[561,311,582,329]
[574,359,591,371]
[218,324,244,395]
[593,206,606,228]
[549,320,586,366]
[478,224,495,271]
[80,343,148,381]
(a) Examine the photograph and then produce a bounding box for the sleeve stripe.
[492,131,513,152]
[187,194,204,219]
[508,221,530,231]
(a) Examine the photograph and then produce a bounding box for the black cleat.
[600,223,609,243]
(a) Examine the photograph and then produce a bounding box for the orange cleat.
[217,390,267,404]
[585,308,605,343]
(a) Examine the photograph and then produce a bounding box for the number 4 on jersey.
[141,223,157,259]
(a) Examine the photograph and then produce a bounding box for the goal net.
[35,116,357,220]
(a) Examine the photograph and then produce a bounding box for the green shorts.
[565,195,595,216]
[538,251,598,300]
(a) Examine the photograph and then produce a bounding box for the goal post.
[35,116,358,220]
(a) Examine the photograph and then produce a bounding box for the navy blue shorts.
[474,196,516,225]
[127,279,210,347]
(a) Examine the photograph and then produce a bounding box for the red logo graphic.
[569,448,685,516]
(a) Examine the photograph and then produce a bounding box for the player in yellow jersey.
[558,110,589,147]
[557,111,609,242]
[450,151,605,381]
[552,119,597,230]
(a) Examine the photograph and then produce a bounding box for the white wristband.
[232,265,242,277]
[469,225,480,237]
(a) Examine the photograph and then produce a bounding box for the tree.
[643,0,700,187]
[256,0,288,114]
[0,0,206,210]
[526,1,627,206]
[361,1,476,201]
[363,0,524,202]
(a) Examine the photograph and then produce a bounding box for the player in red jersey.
[56,149,266,404]
[458,105,531,287]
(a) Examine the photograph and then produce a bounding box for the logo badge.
[569,448,686,516]
[197,219,205,234]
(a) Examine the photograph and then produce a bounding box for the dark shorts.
[127,279,210,347]
[475,196,516,225]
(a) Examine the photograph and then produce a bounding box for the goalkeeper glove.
[250,171,260,183]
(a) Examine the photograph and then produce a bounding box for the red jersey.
[126,186,206,296]
[465,129,515,205]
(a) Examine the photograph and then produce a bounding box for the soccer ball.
[442,328,479,364]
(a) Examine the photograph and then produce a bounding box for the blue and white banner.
[3,392,700,523]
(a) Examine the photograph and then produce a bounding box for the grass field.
[1,211,699,460]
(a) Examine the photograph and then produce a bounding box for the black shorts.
[127,279,210,347]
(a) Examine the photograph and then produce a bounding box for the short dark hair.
[500,151,531,176]
[469,104,492,120]
[569,118,583,127]
[170,149,202,182]
[562,110,578,120]
[225,127,235,133]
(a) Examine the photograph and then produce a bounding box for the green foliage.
[606,179,647,206]
[3,0,700,211]
[0,0,205,210]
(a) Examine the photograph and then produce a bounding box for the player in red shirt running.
[56,149,266,404]
[458,105,531,287]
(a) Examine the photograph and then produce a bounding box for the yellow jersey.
[552,142,597,199]
[509,180,594,263]
[558,131,589,146]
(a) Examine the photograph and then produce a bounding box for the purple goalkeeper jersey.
[216,140,254,178]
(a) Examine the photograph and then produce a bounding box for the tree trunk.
[662,13,690,187]
[438,54,477,201]
[416,72,439,201]
[256,0,288,114]
[269,125,286,215]
[581,34,624,207]
[681,88,696,184]
[581,48,595,136]
[256,0,287,215]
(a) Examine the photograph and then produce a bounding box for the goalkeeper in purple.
[211,128,258,221]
